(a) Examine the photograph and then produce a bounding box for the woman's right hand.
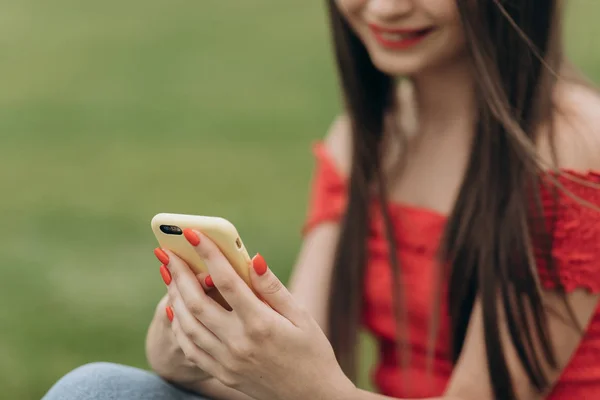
[146,262,221,385]
[147,261,257,400]
[145,291,212,385]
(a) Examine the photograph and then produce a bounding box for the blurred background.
[0,1,598,399]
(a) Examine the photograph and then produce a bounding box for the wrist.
[190,377,256,400]
[321,371,358,400]
[339,381,360,400]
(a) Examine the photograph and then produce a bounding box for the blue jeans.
[42,362,208,400]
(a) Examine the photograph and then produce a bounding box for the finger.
[196,272,215,292]
[171,294,225,358]
[194,271,227,311]
[163,250,230,335]
[250,254,305,325]
[183,229,262,319]
[171,311,219,376]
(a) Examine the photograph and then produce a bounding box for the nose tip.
[368,0,415,19]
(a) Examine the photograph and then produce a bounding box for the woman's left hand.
[155,229,356,400]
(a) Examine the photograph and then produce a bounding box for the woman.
[43,1,600,399]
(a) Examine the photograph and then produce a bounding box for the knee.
[63,361,130,381]
[42,362,173,400]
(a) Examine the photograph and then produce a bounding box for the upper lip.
[368,23,431,34]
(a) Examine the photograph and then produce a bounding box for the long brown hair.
[326,1,570,398]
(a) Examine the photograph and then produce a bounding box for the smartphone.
[151,213,253,309]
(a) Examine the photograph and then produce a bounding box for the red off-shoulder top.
[304,142,600,399]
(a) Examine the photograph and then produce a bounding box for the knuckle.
[261,277,283,295]
[220,375,239,389]
[180,346,199,364]
[184,351,198,365]
[296,306,312,322]
[228,340,252,360]
[216,278,236,294]
[216,366,240,388]
[187,328,204,347]
[179,322,193,338]
[246,320,272,340]
[188,300,206,318]
[181,356,196,368]
[198,242,220,260]
[219,354,238,373]
[188,353,205,368]
[168,265,181,280]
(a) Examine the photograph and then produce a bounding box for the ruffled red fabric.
[303,142,348,234]
[538,171,600,293]
[304,141,600,399]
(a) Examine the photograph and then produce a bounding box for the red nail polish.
[183,229,201,246]
[154,248,169,265]
[165,306,174,322]
[205,275,214,288]
[252,253,268,276]
[160,265,172,285]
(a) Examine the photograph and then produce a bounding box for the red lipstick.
[368,24,433,50]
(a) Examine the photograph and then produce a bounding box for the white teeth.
[380,32,417,41]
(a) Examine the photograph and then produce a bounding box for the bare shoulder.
[323,114,353,176]
[544,82,600,171]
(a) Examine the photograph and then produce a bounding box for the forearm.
[349,388,462,400]
[185,378,256,400]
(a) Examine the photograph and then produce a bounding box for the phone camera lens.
[160,225,183,235]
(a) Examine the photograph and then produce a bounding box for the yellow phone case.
[151,213,253,309]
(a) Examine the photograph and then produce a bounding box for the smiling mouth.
[368,24,434,50]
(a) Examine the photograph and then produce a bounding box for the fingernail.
[154,248,169,265]
[160,265,172,285]
[165,306,174,322]
[252,253,268,276]
[205,275,214,288]
[183,229,201,246]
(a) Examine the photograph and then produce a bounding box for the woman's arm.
[287,115,351,333]
[287,224,340,333]
[442,291,600,400]
[338,290,599,400]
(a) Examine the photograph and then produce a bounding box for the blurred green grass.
[0,1,598,399]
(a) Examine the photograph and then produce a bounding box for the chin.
[368,52,429,77]
[367,45,468,78]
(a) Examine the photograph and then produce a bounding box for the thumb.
[250,254,301,323]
